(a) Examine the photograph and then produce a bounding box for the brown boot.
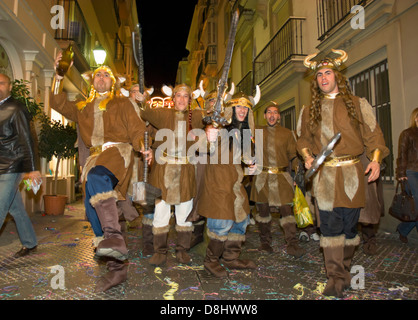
[361,224,378,255]
[321,235,346,298]
[221,233,256,270]
[95,259,128,292]
[91,192,128,261]
[142,217,154,257]
[190,220,205,248]
[176,225,193,264]
[204,232,227,278]
[279,211,306,258]
[256,203,273,253]
[343,235,360,289]
[149,226,169,266]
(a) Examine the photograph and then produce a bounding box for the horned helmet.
[303,49,348,74]
[223,85,261,137]
[199,80,235,112]
[77,65,124,111]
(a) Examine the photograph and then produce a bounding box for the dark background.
[135,1,198,94]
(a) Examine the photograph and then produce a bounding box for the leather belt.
[324,155,360,167]
[89,142,122,156]
[160,151,189,164]
[261,166,288,174]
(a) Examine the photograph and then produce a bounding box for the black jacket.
[0,97,37,174]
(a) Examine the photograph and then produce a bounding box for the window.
[281,106,296,131]
[349,60,394,183]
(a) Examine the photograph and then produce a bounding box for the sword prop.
[203,9,240,128]
[304,132,341,180]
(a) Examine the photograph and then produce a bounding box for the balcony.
[237,71,253,96]
[54,0,91,72]
[113,33,125,74]
[253,17,306,87]
[317,0,368,41]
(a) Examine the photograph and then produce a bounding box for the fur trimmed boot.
[95,259,128,292]
[361,224,378,255]
[220,233,256,270]
[142,216,154,257]
[204,234,227,278]
[279,212,306,258]
[256,203,273,253]
[149,226,169,266]
[91,192,128,261]
[321,235,346,298]
[343,235,360,289]
[176,225,194,264]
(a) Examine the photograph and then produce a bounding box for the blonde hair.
[410,107,418,128]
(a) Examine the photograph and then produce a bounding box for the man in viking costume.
[199,88,260,278]
[139,83,202,266]
[187,81,236,248]
[251,103,305,257]
[297,49,389,297]
[51,54,151,292]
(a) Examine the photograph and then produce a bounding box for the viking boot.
[255,203,273,253]
[91,192,128,261]
[190,220,205,248]
[176,225,194,264]
[95,259,128,292]
[321,235,346,298]
[149,226,169,266]
[221,233,256,270]
[142,216,154,257]
[361,224,378,255]
[279,206,306,257]
[204,232,227,278]
[343,235,360,289]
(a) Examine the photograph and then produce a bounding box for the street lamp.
[93,44,106,66]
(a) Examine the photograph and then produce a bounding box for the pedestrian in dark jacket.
[0,73,40,258]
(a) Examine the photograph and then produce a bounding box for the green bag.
[293,186,314,228]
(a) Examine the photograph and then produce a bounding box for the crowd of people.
[0,47,415,299]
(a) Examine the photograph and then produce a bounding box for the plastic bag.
[293,185,314,228]
[23,179,42,195]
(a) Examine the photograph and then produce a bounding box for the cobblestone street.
[0,199,416,304]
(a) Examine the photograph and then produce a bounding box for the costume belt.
[324,155,360,167]
[261,165,288,174]
[90,142,123,156]
[160,151,189,164]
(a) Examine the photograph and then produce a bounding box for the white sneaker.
[299,231,309,242]
[310,233,320,241]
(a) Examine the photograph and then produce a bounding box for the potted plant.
[38,115,77,215]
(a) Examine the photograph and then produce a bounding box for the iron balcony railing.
[317,0,368,41]
[237,71,252,96]
[253,17,306,87]
[54,0,90,58]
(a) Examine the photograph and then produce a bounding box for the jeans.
[207,216,250,237]
[319,207,360,239]
[84,166,119,236]
[397,170,418,236]
[0,173,37,248]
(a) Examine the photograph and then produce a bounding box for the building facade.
[0,0,139,213]
[181,0,418,231]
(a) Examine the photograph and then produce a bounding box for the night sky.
[135,1,198,94]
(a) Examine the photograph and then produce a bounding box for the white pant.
[153,198,193,228]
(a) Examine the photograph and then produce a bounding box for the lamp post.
[93,44,106,66]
